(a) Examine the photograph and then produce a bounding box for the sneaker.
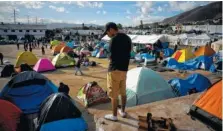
[104,114,118,121]
[118,109,127,118]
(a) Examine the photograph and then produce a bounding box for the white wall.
[0,29,45,39]
[172,25,222,34]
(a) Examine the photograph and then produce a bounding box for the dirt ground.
[0,44,221,131]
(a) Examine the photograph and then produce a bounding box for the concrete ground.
[0,44,221,131]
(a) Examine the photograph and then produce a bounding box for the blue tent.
[168,73,211,96]
[162,42,169,49]
[0,71,58,114]
[163,48,174,57]
[38,93,87,131]
[92,49,99,57]
[66,41,74,48]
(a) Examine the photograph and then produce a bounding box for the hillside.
[162,1,222,24]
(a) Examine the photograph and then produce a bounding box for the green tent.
[52,53,75,67]
[50,40,60,46]
[126,67,176,107]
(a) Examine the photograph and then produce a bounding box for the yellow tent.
[172,48,195,63]
[15,51,38,67]
[50,40,60,46]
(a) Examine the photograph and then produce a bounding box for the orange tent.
[52,44,65,54]
[60,42,66,46]
[194,45,216,57]
[189,80,222,130]
[60,46,73,53]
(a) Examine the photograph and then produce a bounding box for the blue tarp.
[163,48,174,57]
[166,56,214,71]
[162,42,169,49]
[66,41,74,48]
[168,73,211,96]
[92,49,99,57]
[40,118,87,131]
[140,53,155,60]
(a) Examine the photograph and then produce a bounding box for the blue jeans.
[75,67,83,75]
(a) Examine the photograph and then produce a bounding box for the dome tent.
[37,93,87,131]
[126,67,176,107]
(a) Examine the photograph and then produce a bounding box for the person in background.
[41,46,45,55]
[29,46,32,52]
[174,42,178,52]
[37,39,40,48]
[0,53,3,65]
[103,22,132,121]
[16,43,19,50]
[75,57,83,76]
[58,82,70,95]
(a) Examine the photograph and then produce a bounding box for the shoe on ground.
[118,109,127,118]
[104,114,118,121]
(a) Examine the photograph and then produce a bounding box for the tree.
[117,23,123,29]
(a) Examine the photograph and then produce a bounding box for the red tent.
[0,100,22,131]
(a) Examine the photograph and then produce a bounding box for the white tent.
[211,39,222,52]
[131,34,166,44]
[126,67,176,107]
[101,34,137,42]
[188,34,211,46]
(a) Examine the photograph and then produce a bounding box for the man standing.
[103,22,132,121]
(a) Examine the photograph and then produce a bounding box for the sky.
[0,1,212,26]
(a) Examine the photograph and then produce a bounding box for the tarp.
[167,56,214,71]
[0,100,22,131]
[77,82,109,107]
[15,51,38,67]
[168,73,211,96]
[92,49,99,57]
[194,45,215,57]
[126,67,176,107]
[33,58,56,72]
[140,53,155,60]
[52,53,75,67]
[189,80,222,131]
[0,71,58,114]
[37,93,87,131]
[163,48,174,57]
[66,41,75,48]
[172,48,195,63]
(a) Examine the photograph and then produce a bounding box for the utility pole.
[13,9,17,24]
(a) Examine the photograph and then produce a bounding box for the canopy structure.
[211,39,222,52]
[188,34,211,46]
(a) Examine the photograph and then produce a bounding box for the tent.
[50,40,60,46]
[131,35,166,44]
[188,34,211,46]
[60,46,73,53]
[33,58,56,72]
[130,51,136,59]
[211,39,222,52]
[77,81,109,107]
[0,71,58,114]
[15,51,38,67]
[52,44,65,55]
[60,42,66,46]
[163,48,174,57]
[1,64,15,77]
[194,45,215,57]
[66,41,74,48]
[80,47,91,55]
[92,49,100,57]
[126,67,176,107]
[37,93,87,131]
[172,48,195,63]
[52,53,75,68]
[96,50,107,58]
[0,100,22,131]
[168,73,211,96]
[189,80,222,131]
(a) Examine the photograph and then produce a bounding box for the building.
[0,23,47,40]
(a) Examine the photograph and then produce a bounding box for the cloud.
[17,1,44,9]
[158,6,163,12]
[126,16,131,19]
[126,10,131,14]
[132,14,165,25]
[90,20,97,23]
[136,1,153,15]
[49,5,67,13]
[74,1,103,8]
[102,10,107,15]
[96,11,101,14]
[169,1,197,11]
